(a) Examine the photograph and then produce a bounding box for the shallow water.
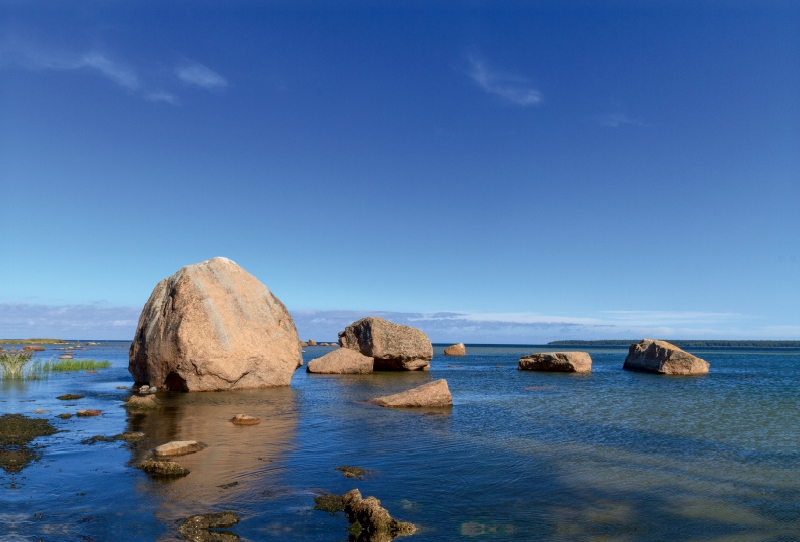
[2,343,799,541]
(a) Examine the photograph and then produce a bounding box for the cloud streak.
[468,57,542,106]
[600,112,649,128]
[0,36,227,103]
[177,61,228,90]
[0,304,780,343]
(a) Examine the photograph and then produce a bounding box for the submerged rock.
[56,394,84,401]
[623,339,709,375]
[336,465,370,479]
[339,317,433,371]
[56,413,72,419]
[76,409,102,417]
[444,343,466,356]
[230,414,260,425]
[114,431,146,442]
[0,414,58,473]
[179,511,240,542]
[368,379,452,408]
[307,348,374,374]
[154,440,205,457]
[124,394,159,410]
[314,493,346,514]
[82,435,115,444]
[137,459,190,477]
[129,257,303,392]
[518,352,592,373]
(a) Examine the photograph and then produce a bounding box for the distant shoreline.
[546,340,800,348]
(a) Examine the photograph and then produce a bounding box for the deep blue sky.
[1,1,798,341]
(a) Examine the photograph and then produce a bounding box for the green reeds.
[0,351,34,379]
[0,353,111,380]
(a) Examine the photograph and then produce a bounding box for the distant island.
[0,338,69,345]
[547,340,800,347]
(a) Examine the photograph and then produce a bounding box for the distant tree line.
[547,340,800,347]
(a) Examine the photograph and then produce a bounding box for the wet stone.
[179,511,240,542]
[114,431,146,442]
[154,440,205,457]
[82,435,115,444]
[57,394,84,401]
[124,394,159,410]
[76,409,102,417]
[137,459,190,478]
[57,413,73,419]
[230,414,260,425]
[336,466,370,479]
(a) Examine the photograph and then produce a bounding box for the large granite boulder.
[444,343,466,356]
[623,339,709,375]
[129,257,302,391]
[307,348,374,374]
[518,352,592,373]
[368,379,452,408]
[339,317,433,371]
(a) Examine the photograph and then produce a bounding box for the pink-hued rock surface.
[307,348,374,374]
[518,352,592,373]
[129,257,302,391]
[368,379,452,408]
[623,339,709,375]
[339,317,433,371]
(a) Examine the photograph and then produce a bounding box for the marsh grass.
[0,353,111,380]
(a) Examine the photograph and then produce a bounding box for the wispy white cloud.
[600,112,649,128]
[144,90,179,104]
[468,57,542,106]
[176,61,228,90]
[1,304,786,344]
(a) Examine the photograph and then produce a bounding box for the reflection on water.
[1,343,799,541]
[127,387,298,520]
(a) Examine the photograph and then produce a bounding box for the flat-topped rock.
[154,440,205,457]
[368,379,452,408]
[129,257,302,391]
[444,343,466,356]
[339,317,433,371]
[518,352,592,373]
[623,339,709,375]
[76,409,102,417]
[23,345,46,352]
[230,414,260,425]
[307,348,374,374]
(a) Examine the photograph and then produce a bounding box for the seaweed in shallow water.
[0,414,57,472]
[336,465,370,479]
[314,493,346,515]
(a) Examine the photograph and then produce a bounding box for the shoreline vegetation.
[546,340,800,347]
[0,351,112,380]
[0,338,69,344]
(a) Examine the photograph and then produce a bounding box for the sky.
[1,1,798,342]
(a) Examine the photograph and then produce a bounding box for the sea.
[1,343,799,541]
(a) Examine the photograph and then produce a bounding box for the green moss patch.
[313,493,346,515]
[0,414,57,472]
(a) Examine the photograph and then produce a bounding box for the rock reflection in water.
[124,387,298,522]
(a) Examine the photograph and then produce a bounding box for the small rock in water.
[149,386,157,393]
[179,511,240,542]
[114,431,146,442]
[343,489,416,538]
[137,459,190,477]
[76,409,102,417]
[82,435,114,444]
[368,379,453,408]
[57,394,84,401]
[139,385,151,394]
[33,409,47,414]
[57,413,73,419]
[154,440,205,457]
[116,385,129,389]
[335,465,370,479]
[124,395,159,410]
[230,414,260,425]
[59,355,73,360]
[86,370,99,374]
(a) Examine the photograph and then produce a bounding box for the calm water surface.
[2,343,799,541]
